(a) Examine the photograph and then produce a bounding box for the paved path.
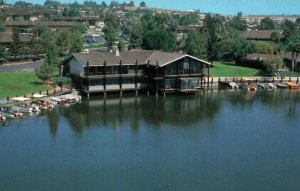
[0,60,43,73]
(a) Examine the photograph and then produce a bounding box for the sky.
[5,0,300,15]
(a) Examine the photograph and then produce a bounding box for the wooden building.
[61,50,210,96]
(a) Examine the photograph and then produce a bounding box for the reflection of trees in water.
[46,108,60,138]
[46,94,222,134]
[221,89,299,118]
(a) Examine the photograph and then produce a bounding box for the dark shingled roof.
[69,51,210,67]
[0,32,32,43]
[246,53,278,61]
[4,21,76,27]
[8,8,56,16]
[241,30,281,40]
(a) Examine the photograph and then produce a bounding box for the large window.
[164,63,177,75]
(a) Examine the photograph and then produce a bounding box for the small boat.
[286,82,298,89]
[267,83,276,90]
[219,81,239,89]
[244,83,257,91]
[276,83,288,89]
[257,83,268,90]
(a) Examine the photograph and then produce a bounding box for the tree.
[184,30,207,59]
[103,13,120,49]
[281,20,297,42]
[254,41,276,54]
[179,13,199,26]
[226,13,247,31]
[118,40,125,52]
[262,55,283,76]
[204,14,221,65]
[9,29,23,59]
[13,1,33,8]
[101,1,107,8]
[220,31,254,63]
[259,17,276,30]
[73,23,87,34]
[0,24,5,32]
[44,42,59,68]
[0,44,7,62]
[270,31,282,43]
[62,7,68,17]
[56,30,71,53]
[50,76,71,89]
[0,13,7,22]
[122,15,144,49]
[35,62,55,81]
[140,1,146,7]
[69,32,83,53]
[143,28,176,52]
[286,34,300,72]
[68,9,80,17]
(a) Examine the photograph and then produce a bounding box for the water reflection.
[45,90,300,135]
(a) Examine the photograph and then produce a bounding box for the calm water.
[1,90,300,191]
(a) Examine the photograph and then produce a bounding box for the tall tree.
[204,14,221,65]
[286,34,300,72]
[103,13,120,49]
[184,30,207,59]
[140,1,146,7]
[9,29,22,59]
[259,17,276,30]
[101,1,107,8]
[44,42,59,68]
[56,29,71,53]
[69,32,83,53]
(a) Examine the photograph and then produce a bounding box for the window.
[122,77,135,84]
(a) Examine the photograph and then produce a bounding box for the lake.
[0,90,300,191]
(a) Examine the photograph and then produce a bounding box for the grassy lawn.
[0,71,49,99]
[206,62,261,77]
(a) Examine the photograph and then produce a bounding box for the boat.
[276,83,288,89]
[242,83,257,91]
[286,82,298,89]
[267,83,276,90]
[219,81,239,89]
[257,83,268,90]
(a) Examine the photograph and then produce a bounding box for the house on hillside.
[3,21,76,33]
[61,50,210,96]
[0,32,32,46]
[241,30,282,42]
[6,8,56,21]
[52,16,105,28]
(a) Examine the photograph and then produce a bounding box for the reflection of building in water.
[45,90,300,135]
[47,95,221,134]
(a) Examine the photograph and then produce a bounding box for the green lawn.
[206,62,261,77]
[0,71,49,99]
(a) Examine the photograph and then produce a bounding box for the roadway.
[0,60,43,73]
